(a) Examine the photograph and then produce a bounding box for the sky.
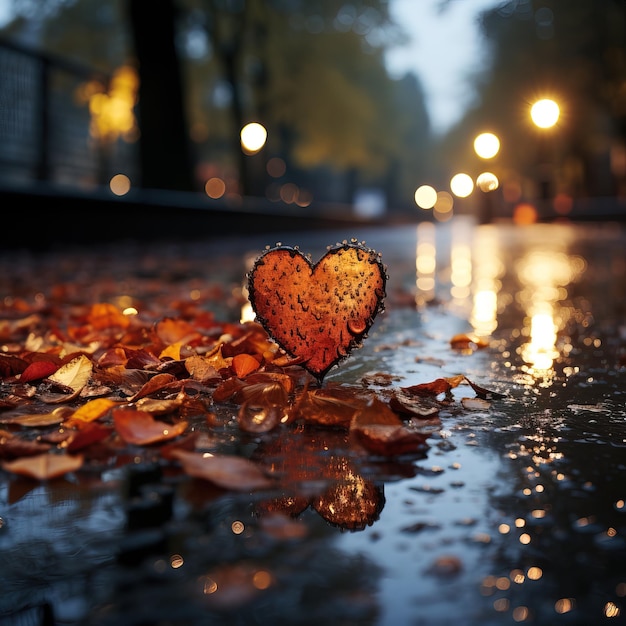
[386,0,499,135]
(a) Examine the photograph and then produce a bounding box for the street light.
[530,98,560,213]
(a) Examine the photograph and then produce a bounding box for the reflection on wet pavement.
[1,217,625,625]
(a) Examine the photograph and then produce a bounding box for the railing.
[0,37,137,190]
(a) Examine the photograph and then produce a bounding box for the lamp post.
[530,99,560,212]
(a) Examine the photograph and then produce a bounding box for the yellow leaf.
[48,355,93,392]
[68,398,118,423]
[160,342,182,360]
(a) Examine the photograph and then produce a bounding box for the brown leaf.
[0,437,52,460]
[463,376,506,399]
[2,452,84,480]
[128,372,178,402]
[184,354,222,383]
[389,389,441,418]
[450,332,489,351]
[350,397,430,456]
[401,375,464,398]
[171,450,274,491]
[296,386,368,428]
[0,407,71,427]
[113,407,188,445]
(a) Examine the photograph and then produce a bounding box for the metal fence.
[0,38,136,191]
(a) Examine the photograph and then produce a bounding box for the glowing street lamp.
[530,99,560,209]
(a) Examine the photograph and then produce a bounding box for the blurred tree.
[183,0,432,206]
[440,0,626,207]
[2,0,433,208]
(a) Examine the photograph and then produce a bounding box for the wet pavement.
[1,216,626,625]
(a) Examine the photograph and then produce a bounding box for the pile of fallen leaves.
[0,284,500,528]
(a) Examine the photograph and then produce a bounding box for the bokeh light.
[450,173,474,198]
[266,156,286,178]
[530,99,560,128]
[240,122,267,153]
[476,172,499,192]
[109,173,131,196]
[474,132,500,159]
[414,184,437,209]
[205,177,226,199]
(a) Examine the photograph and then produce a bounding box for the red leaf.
[20,360,60,383]
[65,423,112,452]
[113,407,188,445]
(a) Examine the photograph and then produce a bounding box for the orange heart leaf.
[247,241,386,382]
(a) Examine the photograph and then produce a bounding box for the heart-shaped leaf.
[247,241,386,382]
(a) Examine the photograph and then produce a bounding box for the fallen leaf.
[19,360,59,383]
[65,397,119,426]
[2,452,84,480]
[232,353,261,378]
[128,372,178,402]
[463,376,506,399]
[48,354,93,392]
[171,450,274,491]
[389,389,441,418]
[184,354,222,383]
[113,407,188,445]
[0,438,52,460]
[350,397,430,456]
[87,303,130,330]
[65,423,112,452]
[0,407,72,427]
[450,332,489,351]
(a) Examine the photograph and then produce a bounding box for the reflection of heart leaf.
[247,241,387,382]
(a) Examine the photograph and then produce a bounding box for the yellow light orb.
[414,184,437,209]
[240,122,267,153]
[450,173,474,198]
[530,99,560,129]
[474,133,500,159]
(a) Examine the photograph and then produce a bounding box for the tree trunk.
[128,0,195,192]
